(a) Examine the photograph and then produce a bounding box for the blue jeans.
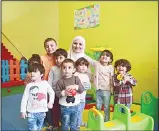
[28,112,46,131]
[77,102,85,127]
[61,104,79,131]
[96,90,111,122]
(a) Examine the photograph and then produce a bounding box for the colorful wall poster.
[74,4,100,30]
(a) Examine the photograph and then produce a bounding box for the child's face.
[45,40,57,54]
[116,65,127,75]
[55,55,66,67]
[72,39,84,53]
[77,64,88,73]
[100,52,112,64]
[31,69,43,81]
[61,62,75,78]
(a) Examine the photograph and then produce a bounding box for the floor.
[2,94,28,130]
[2,94,158,131]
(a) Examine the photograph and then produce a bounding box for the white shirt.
[20,80,55,113]
[74,72,91,102]
[93,61,114,90]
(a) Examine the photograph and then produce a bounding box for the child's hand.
[123,75,131,84]
[21,112,27,119]
[111,89,114,95]
[66,85,78,92]
[65,90,72,96]
[83,82,91,90]
[47,103,53,109]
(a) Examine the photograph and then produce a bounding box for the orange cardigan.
[40,54,55,80]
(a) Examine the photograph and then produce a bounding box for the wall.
[2,1,59,60]
[59,1,158,103]
[2,1,158,103]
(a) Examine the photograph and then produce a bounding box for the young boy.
[20,63,55,131]
[40,38,57,128]
[55,59,84,131]
[41,38,57,80]
[113,59,137,111]
[47,48,68,130]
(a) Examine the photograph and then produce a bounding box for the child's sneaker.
[81,122,87,127]
[41,126,48,131]
[46,126,53,131]
[52,126,59,131]
[77,126,80,130]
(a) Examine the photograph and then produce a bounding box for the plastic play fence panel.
[1,60,28,83]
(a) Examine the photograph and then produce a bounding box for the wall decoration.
[74,4,100,30]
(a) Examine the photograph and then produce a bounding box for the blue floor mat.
[2,94,28,131]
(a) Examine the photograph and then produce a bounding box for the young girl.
[113,59,137,110]
[91,50,114,122]
[24,54,41,86]
[74,57,91,129]
[40,38,57,80]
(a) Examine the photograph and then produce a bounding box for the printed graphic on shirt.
[29,86,46,108]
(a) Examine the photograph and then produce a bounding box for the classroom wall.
[58,1,158,103]
[2,1,59,59]
[2,1,158,103]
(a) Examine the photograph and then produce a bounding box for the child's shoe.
[46,126,53,131]
[52,126,59,131]
[81,122,87,127]
[76,126,80,130]
[41,126,48,131]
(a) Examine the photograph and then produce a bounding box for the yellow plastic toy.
[83,104,154,130]
[90,47,112,52]
[117,74,123,81]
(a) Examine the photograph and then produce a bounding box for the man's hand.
[21,112,27,119]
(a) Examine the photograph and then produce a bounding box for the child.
[113,59,137,110]
[74,57,91,128]
[48,48,68,90]
[47,48,68,129]
[90,50,114,122]
[55,58,84,131]
[40,38,57,80]
[20,63,55,131]
[40,38,57,128]
[24,54,41,86]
